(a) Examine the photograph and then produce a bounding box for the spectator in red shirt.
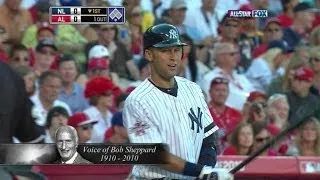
[208,77,242,152]
[252,18,283,58]
[277,0,298,28]
[223,121,254,155]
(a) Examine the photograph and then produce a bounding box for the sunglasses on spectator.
[256,136,270,142]
[13,57,29,62]
[212,77,229,84]
[80,123,93,130]
[265,28,281,33]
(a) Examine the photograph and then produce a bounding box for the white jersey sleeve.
[123,97,162,143]
[194,84,219,138]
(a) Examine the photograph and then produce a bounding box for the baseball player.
[123,24,233,180]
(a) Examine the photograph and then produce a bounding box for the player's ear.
[144,49,153,62]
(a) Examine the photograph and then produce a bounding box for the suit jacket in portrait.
[53,154,92,164]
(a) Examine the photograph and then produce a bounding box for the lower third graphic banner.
[0,144,167,165]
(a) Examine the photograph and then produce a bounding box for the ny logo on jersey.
[188,107,203,133]
[129,120,150,136]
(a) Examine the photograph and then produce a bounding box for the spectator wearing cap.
[242,91,268,123]
[68,112,98,143]
[32,39,58,76]
[208,77,242,153]
[104,111,129,143]
[85,24,140,87]
[246,40,292,92]
[238,4,264,48]
[252,18,284,58]
[0,0,33,43]
[0,26,9,62]
[30,71,72,127]
[44,106,69,143]
[184,0,219,48]
[78,56,122,89]
[22,0,54,48]
[277,0,298,28]
[14,65,36,97]
[267,54,308,96]
[163,0,202,43]
[283,2,316,50]
[7,44,30,69]
[286,66,320,124]
[200,42,255,111]
[218,15,240,45]
[57,54,89,114]
[84,77,116,143]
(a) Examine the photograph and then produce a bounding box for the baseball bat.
[229,109,320,174]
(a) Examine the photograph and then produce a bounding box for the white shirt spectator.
[200,67,255,111]
[246,57,286,92]
[84,106,113,143]
[30,93,72,126]
[184,7,219,40]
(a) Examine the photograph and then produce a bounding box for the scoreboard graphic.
[50,7,125,24]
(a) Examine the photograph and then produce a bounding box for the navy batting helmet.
[143,23,187,50]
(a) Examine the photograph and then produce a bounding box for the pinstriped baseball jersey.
[123,76,218,179]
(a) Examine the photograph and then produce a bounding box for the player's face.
[238,125,253,149]
[209,83,229,105]
[146,46,183,81]
[56,131,78,162]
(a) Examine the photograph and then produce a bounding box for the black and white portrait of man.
[54,125,92,164]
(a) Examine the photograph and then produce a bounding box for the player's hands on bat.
[198,166,233,180]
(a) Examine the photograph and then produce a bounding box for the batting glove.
[198,166,234,180]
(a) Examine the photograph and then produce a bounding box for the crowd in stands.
[1,0,320,158]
